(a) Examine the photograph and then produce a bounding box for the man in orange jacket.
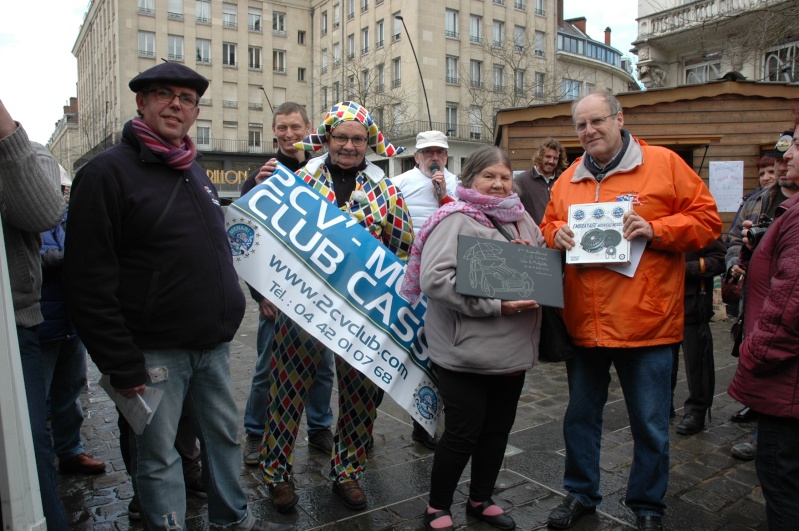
[541,91,721,531]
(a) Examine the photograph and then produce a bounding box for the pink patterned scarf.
[399,185,526,303]
[131,117,197,170]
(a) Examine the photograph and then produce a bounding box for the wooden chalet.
[494,80,799,230]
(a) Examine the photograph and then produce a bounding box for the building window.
[445,10,459,39]
[562,78,581,100]
[469,106,482,140]
[138,31,155,58]
[168,35,184,61]
[535,71,545,97]
[393,58,401,86]
[248,7,262,31]
[470,60,482,88]
[392,104,402,135]
[376,20,385,48]
[470,15,482,44]
[298,31,306,45]
[764,41,799,82]
[333,4,340,28]
[333,81,340,101]
[446,103,458,135]
[361,27,369,54]
[361,0,369,13]
[535,0,545,16]
[321,11,328,35]
[377,63,385,92]
[321,49,329,73]
[514,26,525,52]
[493,20,504,47]
[167,0,184,20]
[196,121,211,146]
[248,46,262,69]
[361,69,369,92]
[223,42,237,66]
[348,34,355,59]
[393,13,402,41]
[515,69,525,94]
[348,0,355,19]
[196,1,210,23]
[535,31,545,57]
[273,50,287,73]
[138,0,154,16]
[333,43,341,67]
[249,130,262,151]
[685,54,722,84]
[322,86,328,108]
[493,65,504,91]
[196,39,211,64]
[515,0,526,10]
[446,56,459,84]
[348,75,355,98]
[273,12,286,36]
[222,3,237,29]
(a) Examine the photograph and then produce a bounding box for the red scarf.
[131,117,197,170]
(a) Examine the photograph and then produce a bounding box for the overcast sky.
[0,0,639,146]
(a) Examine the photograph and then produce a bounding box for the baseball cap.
[415,130,449,150]
[765,130,795,159]
[129,62,209,97]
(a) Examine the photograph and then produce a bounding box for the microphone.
[429,162,442,197]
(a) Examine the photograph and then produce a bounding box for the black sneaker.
[186,477,208,499]
[244,433,262,466]
[308,428,334,454]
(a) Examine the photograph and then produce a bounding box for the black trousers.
[429,366,525,510]
[670,322,715,416]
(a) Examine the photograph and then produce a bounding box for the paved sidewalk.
[58,292,766,530]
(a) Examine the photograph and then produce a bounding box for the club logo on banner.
[225,163,441,434]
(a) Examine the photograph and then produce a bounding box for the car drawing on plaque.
[465,241,533,298]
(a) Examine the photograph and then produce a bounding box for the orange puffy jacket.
[541,136,721,348]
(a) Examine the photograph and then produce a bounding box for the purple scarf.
[131,117,197,170]
[399,185,526,303]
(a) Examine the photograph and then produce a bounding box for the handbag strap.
[486,215,515,242]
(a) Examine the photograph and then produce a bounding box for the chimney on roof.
[557,0,563,27]
[572,17,587,35]
[605,27,612,46]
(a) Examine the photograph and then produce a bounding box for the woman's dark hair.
[461,146,511,188]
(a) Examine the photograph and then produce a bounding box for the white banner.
[225,163,441,435]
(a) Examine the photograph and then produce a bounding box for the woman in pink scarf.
[401,146,544,531]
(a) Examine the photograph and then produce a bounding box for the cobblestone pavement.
[59,290,766,530]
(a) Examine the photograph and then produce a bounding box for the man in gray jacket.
[0,98,68,529]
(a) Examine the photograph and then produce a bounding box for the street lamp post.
[394,15,432,130]
[258,85,274,112]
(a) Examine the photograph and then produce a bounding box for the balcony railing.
[223,100,238,108]
[470,35,482,44]
[139,49,155,58]
[638,0,771,39]
[445,76,459,85]
[168,53,184,61]
[248,102,263,110]
[196,16,210,24]
[515,2,526,11]
[223,19,237,29]
[273,29,286,37]
[535,8,545,16]
[386,120,495,144]
[167,11,183,20]
[138,7,155,16]
[445,30,459,39]
[392,78,401,87]
[249,23,262,32]
[376,39,384,48]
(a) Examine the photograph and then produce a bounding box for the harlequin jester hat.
[294,101,404,157]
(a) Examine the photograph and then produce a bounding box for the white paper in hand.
[99,375,165,435]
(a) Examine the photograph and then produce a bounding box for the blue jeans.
[133,343,254,530]
[562,345,671,517]
[17,326,69,529]
[244,314,334,437]
[40,336,87,460]
[756,414,799,530]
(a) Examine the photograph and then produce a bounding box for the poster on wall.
[709,161,744,212]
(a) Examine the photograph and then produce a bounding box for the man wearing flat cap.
[393,130,460,230]
[64,62,292,531]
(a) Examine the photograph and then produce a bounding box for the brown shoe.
[59,453,106,475]
[332,479,367,511]
[268,481,299,513]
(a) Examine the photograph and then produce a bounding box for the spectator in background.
[38,191,107,476]
[238,102,335,465]
[0,98,69,529]
[670,238,726,435]
[728,118,799,531]
[515,137,569,225]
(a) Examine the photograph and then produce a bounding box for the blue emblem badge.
[592,207,605,219]
[611,206,625,219]
[227,223,255,256]
[415,385,438,420]
[573,209,586,221]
